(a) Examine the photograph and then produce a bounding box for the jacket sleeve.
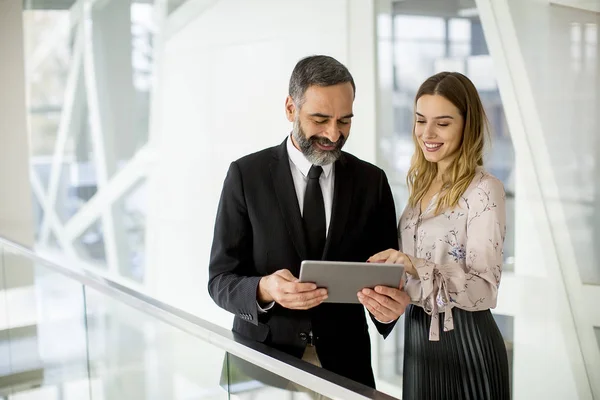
[208,161,262,325]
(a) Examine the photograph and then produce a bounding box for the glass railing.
[0,237,398,400]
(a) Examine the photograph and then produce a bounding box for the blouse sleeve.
[405,176,506,340]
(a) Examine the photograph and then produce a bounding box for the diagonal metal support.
[30,171,77,259]
[39,29,85,245]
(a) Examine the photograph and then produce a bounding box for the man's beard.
[292,117,346,166]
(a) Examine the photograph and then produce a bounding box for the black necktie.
[303,165,326,260]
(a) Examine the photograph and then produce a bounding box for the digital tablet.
[298,260,405,304]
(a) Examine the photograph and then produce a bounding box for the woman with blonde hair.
[366,72,510,399]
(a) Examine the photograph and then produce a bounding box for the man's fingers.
[286,295,328,310]
[374,285,408,305]
[358,290,394,314]
[273,269,322,293]
[358,287,409,322]
[278,290,328,309]
[281,281,320,294]
[363,303,392,322]
[363,289,396,313]
[274,269,297,281]
[358,293,394,321]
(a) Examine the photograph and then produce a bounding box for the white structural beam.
[0,0,35,247]
[81,0,121,276]
[39,30,84,245]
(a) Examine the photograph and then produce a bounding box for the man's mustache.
[310,136,345,147]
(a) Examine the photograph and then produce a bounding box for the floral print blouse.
[400,169,506,341]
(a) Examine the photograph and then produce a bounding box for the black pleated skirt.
[403,304,510,400]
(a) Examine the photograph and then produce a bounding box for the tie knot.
[308,165,323,180]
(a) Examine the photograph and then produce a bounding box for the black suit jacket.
[208,138,399,388]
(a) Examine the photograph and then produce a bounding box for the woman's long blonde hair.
[407,72,489,214]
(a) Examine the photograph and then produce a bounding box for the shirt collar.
[286,134,333,178]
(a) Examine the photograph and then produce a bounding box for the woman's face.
[414,94,464,167]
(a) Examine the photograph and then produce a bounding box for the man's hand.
[357,280,410,323]
[258,269,328,310]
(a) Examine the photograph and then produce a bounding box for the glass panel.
[0,244,89,399]
[450,43,471,57]
[518,10,600,285]
[449,18,471,42]
[82,286,230,400]
[394,15,445,40]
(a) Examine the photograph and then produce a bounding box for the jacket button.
[299,332,307,341]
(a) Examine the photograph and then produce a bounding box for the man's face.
[285,83,354,166]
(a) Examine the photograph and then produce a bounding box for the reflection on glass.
[0,246,90,399]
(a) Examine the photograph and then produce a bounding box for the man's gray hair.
[288,55,356,108]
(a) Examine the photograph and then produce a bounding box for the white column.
[0,0,35,248]
[0,0,40,386]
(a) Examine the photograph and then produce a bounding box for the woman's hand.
[368,249,417,277]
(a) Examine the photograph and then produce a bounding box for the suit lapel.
[323,155,353,259]
[270,139,307,260]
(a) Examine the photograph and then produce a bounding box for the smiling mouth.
[424,142,443,152]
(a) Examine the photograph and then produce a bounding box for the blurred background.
[1,0,599,398]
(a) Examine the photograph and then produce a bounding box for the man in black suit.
[208,55,410,389]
